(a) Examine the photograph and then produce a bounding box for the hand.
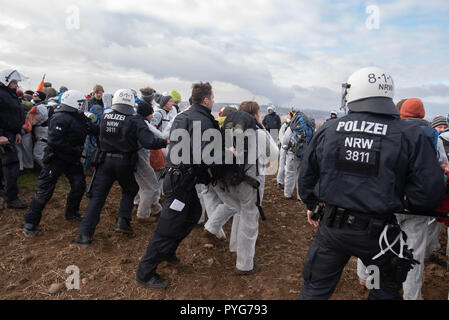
[0,136,10,145]
[167,140,170,145]
[15,134,21,144]
[307,210,319,228]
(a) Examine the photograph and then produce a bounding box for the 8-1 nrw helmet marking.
[342,67,395,107]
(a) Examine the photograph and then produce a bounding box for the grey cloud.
[397,84,449,98]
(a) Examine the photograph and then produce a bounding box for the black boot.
[136,273,168,289]
[65,212,83,222]
[24,223,37,237]
[7,198,28,209]
[166,254,181,265]
[75,234,92,247]
[115,217,133,234]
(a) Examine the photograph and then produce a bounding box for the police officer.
[136,82,218,289]
[0,68,27,209]
[23,90,99,236]
[75,89,168,246]
[298,67,446,300]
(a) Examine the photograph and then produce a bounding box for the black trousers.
[77,156,139,237]
[298,222,404,300]
[0,145,20,202]
[24,157,86,226]
[137,173,202,281]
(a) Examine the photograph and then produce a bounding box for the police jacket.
[298,110,446,218]
[0,85,25,139]
[262,112,281,131]
[166,104,219,170]
[48,107,99,163]
[99,111,167,154]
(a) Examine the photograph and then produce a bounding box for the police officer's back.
[136,82,218,289]
[298,67,446,300]
[76,89,167,246]
[0,68,27,209]
[24,90,99,236]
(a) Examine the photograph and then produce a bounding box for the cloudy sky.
[1,0,448,117]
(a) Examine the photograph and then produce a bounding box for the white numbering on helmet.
[343,67,394,106]
[61,90,86,110]
[112,89,135,107]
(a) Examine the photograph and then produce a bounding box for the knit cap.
[400,98,425,119]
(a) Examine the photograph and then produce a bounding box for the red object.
[36,74,45,92]
[150,149,166,172]
[400,98,425,119]
[218,107,224,117]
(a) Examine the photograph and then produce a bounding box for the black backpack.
[210,111,266,220]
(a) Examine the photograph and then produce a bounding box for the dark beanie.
[159,94,173,108]
[431,115,447,128]
[34,91,47,101]
[137,100,154,117]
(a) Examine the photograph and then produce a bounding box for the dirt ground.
[0,174,447,300]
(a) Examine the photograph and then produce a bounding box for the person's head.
[59,86,68,93]
[60,90,86,112]
[221,105,238,118]
[93,84,104,100]
[158,93,174,111]
[140,87,156,104]
[44,82,52,88]
[111,89,135,115]
[431,115,448,133]
[330,110,338,119]
[239,101,260,119]
[32,91,46,102]
[342,66,398,116]
[170,90,181,104]
[267,106,275,114]
[396,99,407,111]
[137,100,154,122]
[191,82,214,109]
[400,98,425,119]
[0,69,23,90]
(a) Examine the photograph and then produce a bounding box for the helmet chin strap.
[340,83,351,115]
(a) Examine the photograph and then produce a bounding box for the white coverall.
[277,121,289,186]
[207,128,279,271]
[133,120,165,215]
[282,127,302,199]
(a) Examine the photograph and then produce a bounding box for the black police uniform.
[136,104,219,287]
[76,109,167,240]
[297,98,446,300]
[24,105,99,233]
[0,85,25,205]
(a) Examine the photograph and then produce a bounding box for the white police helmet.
[0,69,23,86]
[112,89,136,115]
[342,67,398,115]
[60,90,86,112]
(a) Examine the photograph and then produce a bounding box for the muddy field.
[0,173,447,300]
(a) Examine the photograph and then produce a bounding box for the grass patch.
[17,168,70,189]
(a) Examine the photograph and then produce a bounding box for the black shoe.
[277,183,283,190]
[166,255,180,265]
[65,212,83,222]
[236,263,260,275]
[115,217,134,234]
[136,273,168,289]
[7,199,28,209]
[75,234,92,247]
[24,223,37,237]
